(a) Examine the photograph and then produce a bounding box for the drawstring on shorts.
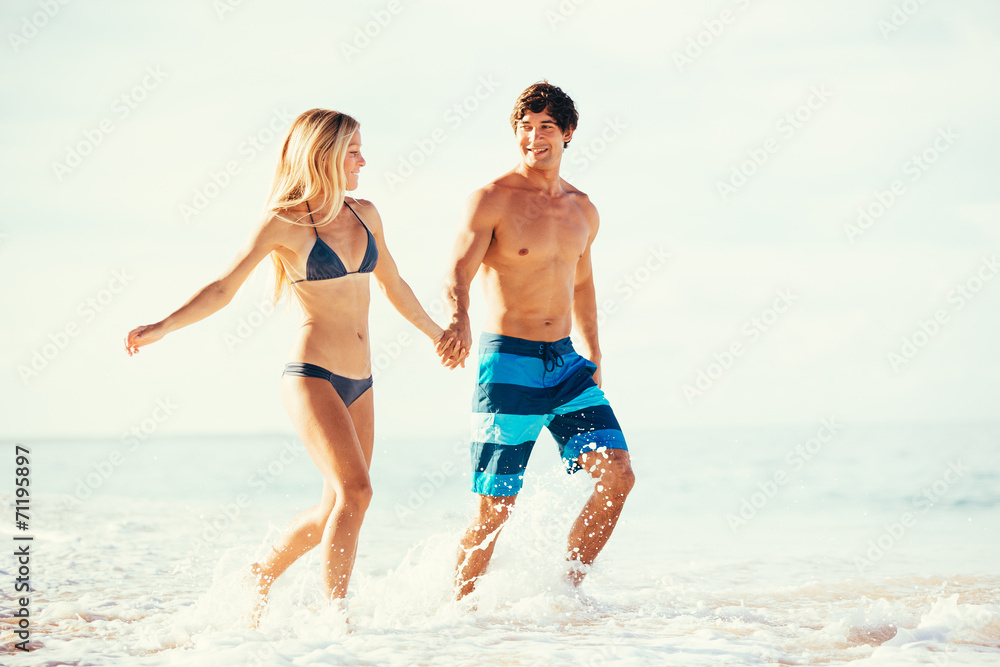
[540,343,565,372]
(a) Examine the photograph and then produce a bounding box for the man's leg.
[455,494,517,599]
[566,449,635,584]
[458,332,550,598]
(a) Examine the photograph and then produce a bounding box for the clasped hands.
[434,321,471,369]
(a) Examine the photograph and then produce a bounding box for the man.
[437,81,635,599]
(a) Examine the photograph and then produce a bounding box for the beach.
[2,423,997,665]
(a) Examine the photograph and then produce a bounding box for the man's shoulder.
[475,173,592,201]
[489,169,524,186]
[561,181,598,223]
[477,171,523,197]
[468,174,520,210]
[560,177,586,197]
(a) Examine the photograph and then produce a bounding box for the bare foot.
[307,597,352,632]
[248,562,274,628]
[453,594,478,613]
[329,597,350,628]
[565,559,590,587]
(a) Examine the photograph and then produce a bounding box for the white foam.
[7,428,999,666]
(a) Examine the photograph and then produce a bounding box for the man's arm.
[572,198,602,387]
[438,188,497,369]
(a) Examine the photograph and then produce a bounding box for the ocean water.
[1,423,998,666]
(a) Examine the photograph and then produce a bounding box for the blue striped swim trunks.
[470,332,628,497]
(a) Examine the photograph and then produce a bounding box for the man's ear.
[562,126,575,148]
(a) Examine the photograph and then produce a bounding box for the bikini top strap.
[305,201,319,236]
[343,201,370,231]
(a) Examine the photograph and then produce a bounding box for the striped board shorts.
[470,333,628,497]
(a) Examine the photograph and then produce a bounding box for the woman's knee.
[336,478,373,513]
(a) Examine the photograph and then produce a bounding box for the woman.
[124,109,443,620]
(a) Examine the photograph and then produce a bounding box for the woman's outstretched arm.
[363,201,444,344]
[125,214,287,355]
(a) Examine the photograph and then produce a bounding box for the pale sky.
[2,0,998,440]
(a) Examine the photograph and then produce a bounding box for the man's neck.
[513,162,564,196]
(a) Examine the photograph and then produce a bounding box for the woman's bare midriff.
[286,275,372,378]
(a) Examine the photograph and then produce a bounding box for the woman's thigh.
[281,376,369,490]
[348,386,374,469]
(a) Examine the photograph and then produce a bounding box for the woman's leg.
[252,377,375,602]
[342,387,374,577]
[250,481,336,601]
[348,384,375,468]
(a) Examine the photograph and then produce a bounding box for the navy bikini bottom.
[282,362,373,407]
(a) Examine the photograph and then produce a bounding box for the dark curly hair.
[509,81,579,148]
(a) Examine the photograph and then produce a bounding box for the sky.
[1,0,999,441]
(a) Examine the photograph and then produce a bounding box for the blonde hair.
[265,108,361,302]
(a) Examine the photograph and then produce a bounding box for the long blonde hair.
[265,108,361,302]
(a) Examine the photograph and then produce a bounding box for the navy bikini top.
[292,201,378,284]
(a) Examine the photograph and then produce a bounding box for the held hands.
[124,322,165,356]
[435,319,471,369]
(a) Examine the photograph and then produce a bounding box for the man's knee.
[614,461,636,497]
[602,458,635,499]
[581,450,635,497]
